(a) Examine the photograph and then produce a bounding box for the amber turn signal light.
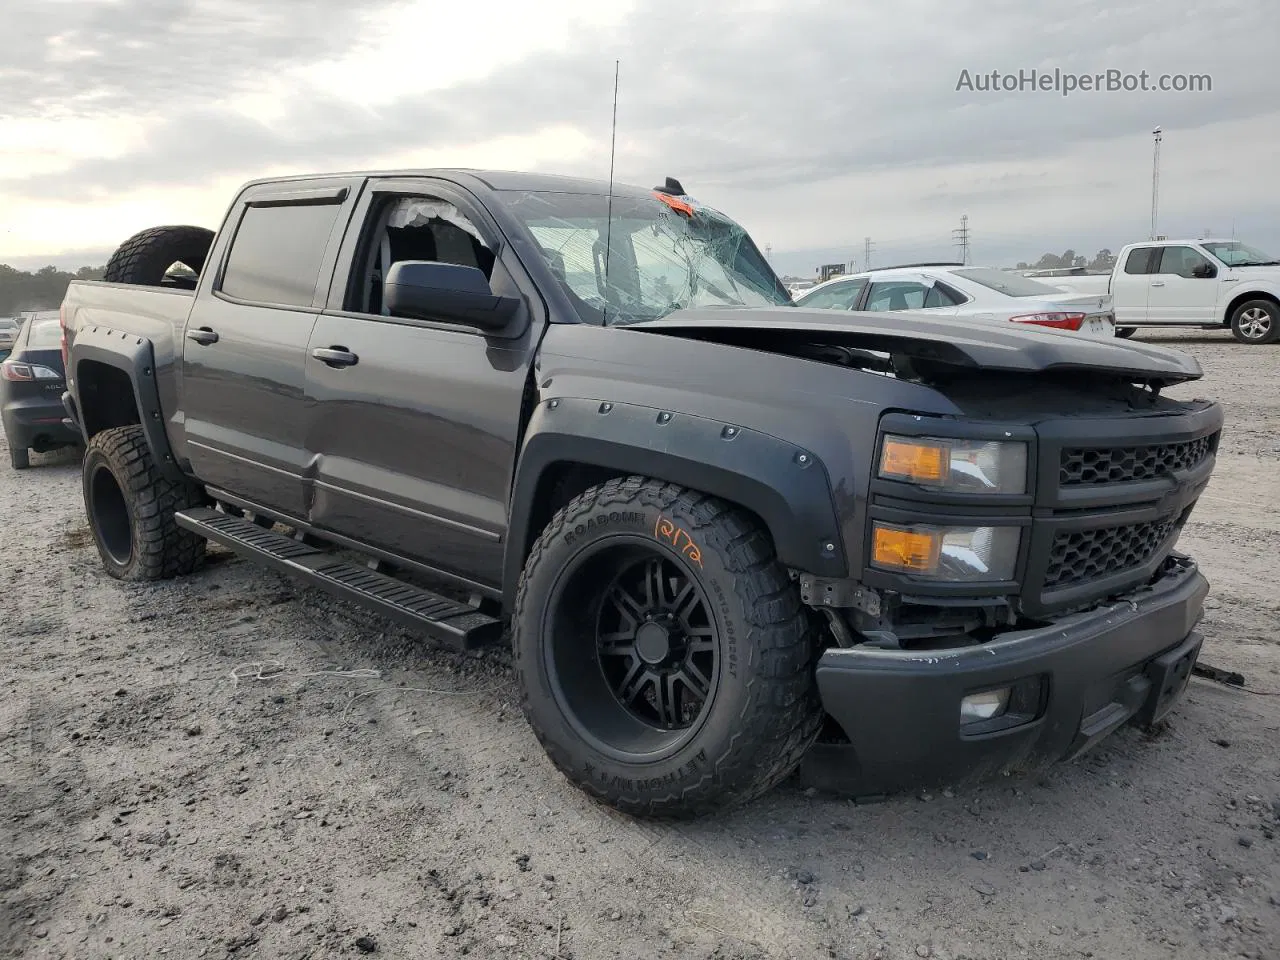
[871,524,942,574]
[880,438,949,485]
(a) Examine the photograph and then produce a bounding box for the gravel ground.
[2,329,1277,960]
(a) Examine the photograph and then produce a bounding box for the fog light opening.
[960,688,1011,725]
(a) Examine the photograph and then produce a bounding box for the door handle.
[1150,281,1165,287]
[186,327,219,345]
[312,346,359,368]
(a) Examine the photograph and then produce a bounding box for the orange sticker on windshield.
[653,191,695,217]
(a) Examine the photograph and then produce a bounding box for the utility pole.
[764,243,772,263]
[952,215,970,265]
[863,236,874,271]
[1150,126,1162,240]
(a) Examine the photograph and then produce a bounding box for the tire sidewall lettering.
[580,747,709,793]
[562,510,646,546]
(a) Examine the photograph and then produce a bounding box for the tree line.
[1015,249,1117,272]
[0,264,105,316]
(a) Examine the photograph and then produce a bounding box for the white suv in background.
[793,263,1116,338]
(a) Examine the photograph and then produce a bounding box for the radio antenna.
[602,59,619,323]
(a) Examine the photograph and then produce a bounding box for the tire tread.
[102,225,214,286]
[85,425,206,580]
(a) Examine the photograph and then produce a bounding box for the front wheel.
[513,477,823,817]
[83,425,207,580]
[1229,299,1280,344]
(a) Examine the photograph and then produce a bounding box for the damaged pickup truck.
[58,169,1222,816]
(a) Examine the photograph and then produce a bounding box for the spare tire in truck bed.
[102,225,214,286]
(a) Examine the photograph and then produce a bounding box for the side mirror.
[1191,262,1217,279]
[383,261,520,331]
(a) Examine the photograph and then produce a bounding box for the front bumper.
[802,556,1207,796]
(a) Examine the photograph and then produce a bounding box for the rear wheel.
[513,477,823,817]
[83,425,207,580]
[1115,326,1137,339]
[9,445,29,470]
[1229,299,1279,344]
[103,225,214,287]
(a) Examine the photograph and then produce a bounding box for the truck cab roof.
[239,168,657,199]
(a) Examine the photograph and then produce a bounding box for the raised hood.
[626,307,1204,386]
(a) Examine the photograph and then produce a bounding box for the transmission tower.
[952,215,970,265]
[863,236,875,271]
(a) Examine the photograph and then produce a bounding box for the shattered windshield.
[499,190,790,324]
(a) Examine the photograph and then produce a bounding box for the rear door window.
[219,203,343,308]
[865,281,929,311]
[923,282,966,307]
[1123,247,1158,275]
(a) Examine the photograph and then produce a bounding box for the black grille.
[1060,433,1217,486]
[1045,518,1177,588]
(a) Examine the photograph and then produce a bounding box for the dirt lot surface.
[2,330,1277,960]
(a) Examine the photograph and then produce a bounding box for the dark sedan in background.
[1,315,81,469]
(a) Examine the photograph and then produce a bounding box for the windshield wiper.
[1238,259,1280,266]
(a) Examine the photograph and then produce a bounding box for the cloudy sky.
[3,0,1278,276]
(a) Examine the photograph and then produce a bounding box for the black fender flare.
[69,324,186,485]
[503,396,848,606]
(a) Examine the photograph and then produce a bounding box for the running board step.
[175,507,502,650]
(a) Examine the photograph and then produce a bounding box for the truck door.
[1145,245,1221,324]
[1111,246,1157,325]
[182,178,361,517]
[304,177,544,588]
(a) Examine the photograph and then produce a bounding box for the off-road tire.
[513,476,823,818]
[83,425,206,581]
[1229,299,1280,345]
[102,225,214,286]
[1115,326,1137,339]
[9,445,29,470]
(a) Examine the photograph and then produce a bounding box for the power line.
[952,215,970,265]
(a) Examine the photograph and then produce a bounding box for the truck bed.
[62,279,194,378]
[61,280,196,459]
[1047,275,1111,297]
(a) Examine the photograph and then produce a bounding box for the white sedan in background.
[793,263,1116,338]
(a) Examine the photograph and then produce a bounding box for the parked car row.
[786,237,1280,345]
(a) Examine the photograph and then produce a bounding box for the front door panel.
[304,176,543,588]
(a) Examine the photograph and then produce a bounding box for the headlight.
[871,522,1021,581]
[879,435,1028,495]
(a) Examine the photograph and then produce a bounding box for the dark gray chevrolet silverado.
[58,169,1223,816]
